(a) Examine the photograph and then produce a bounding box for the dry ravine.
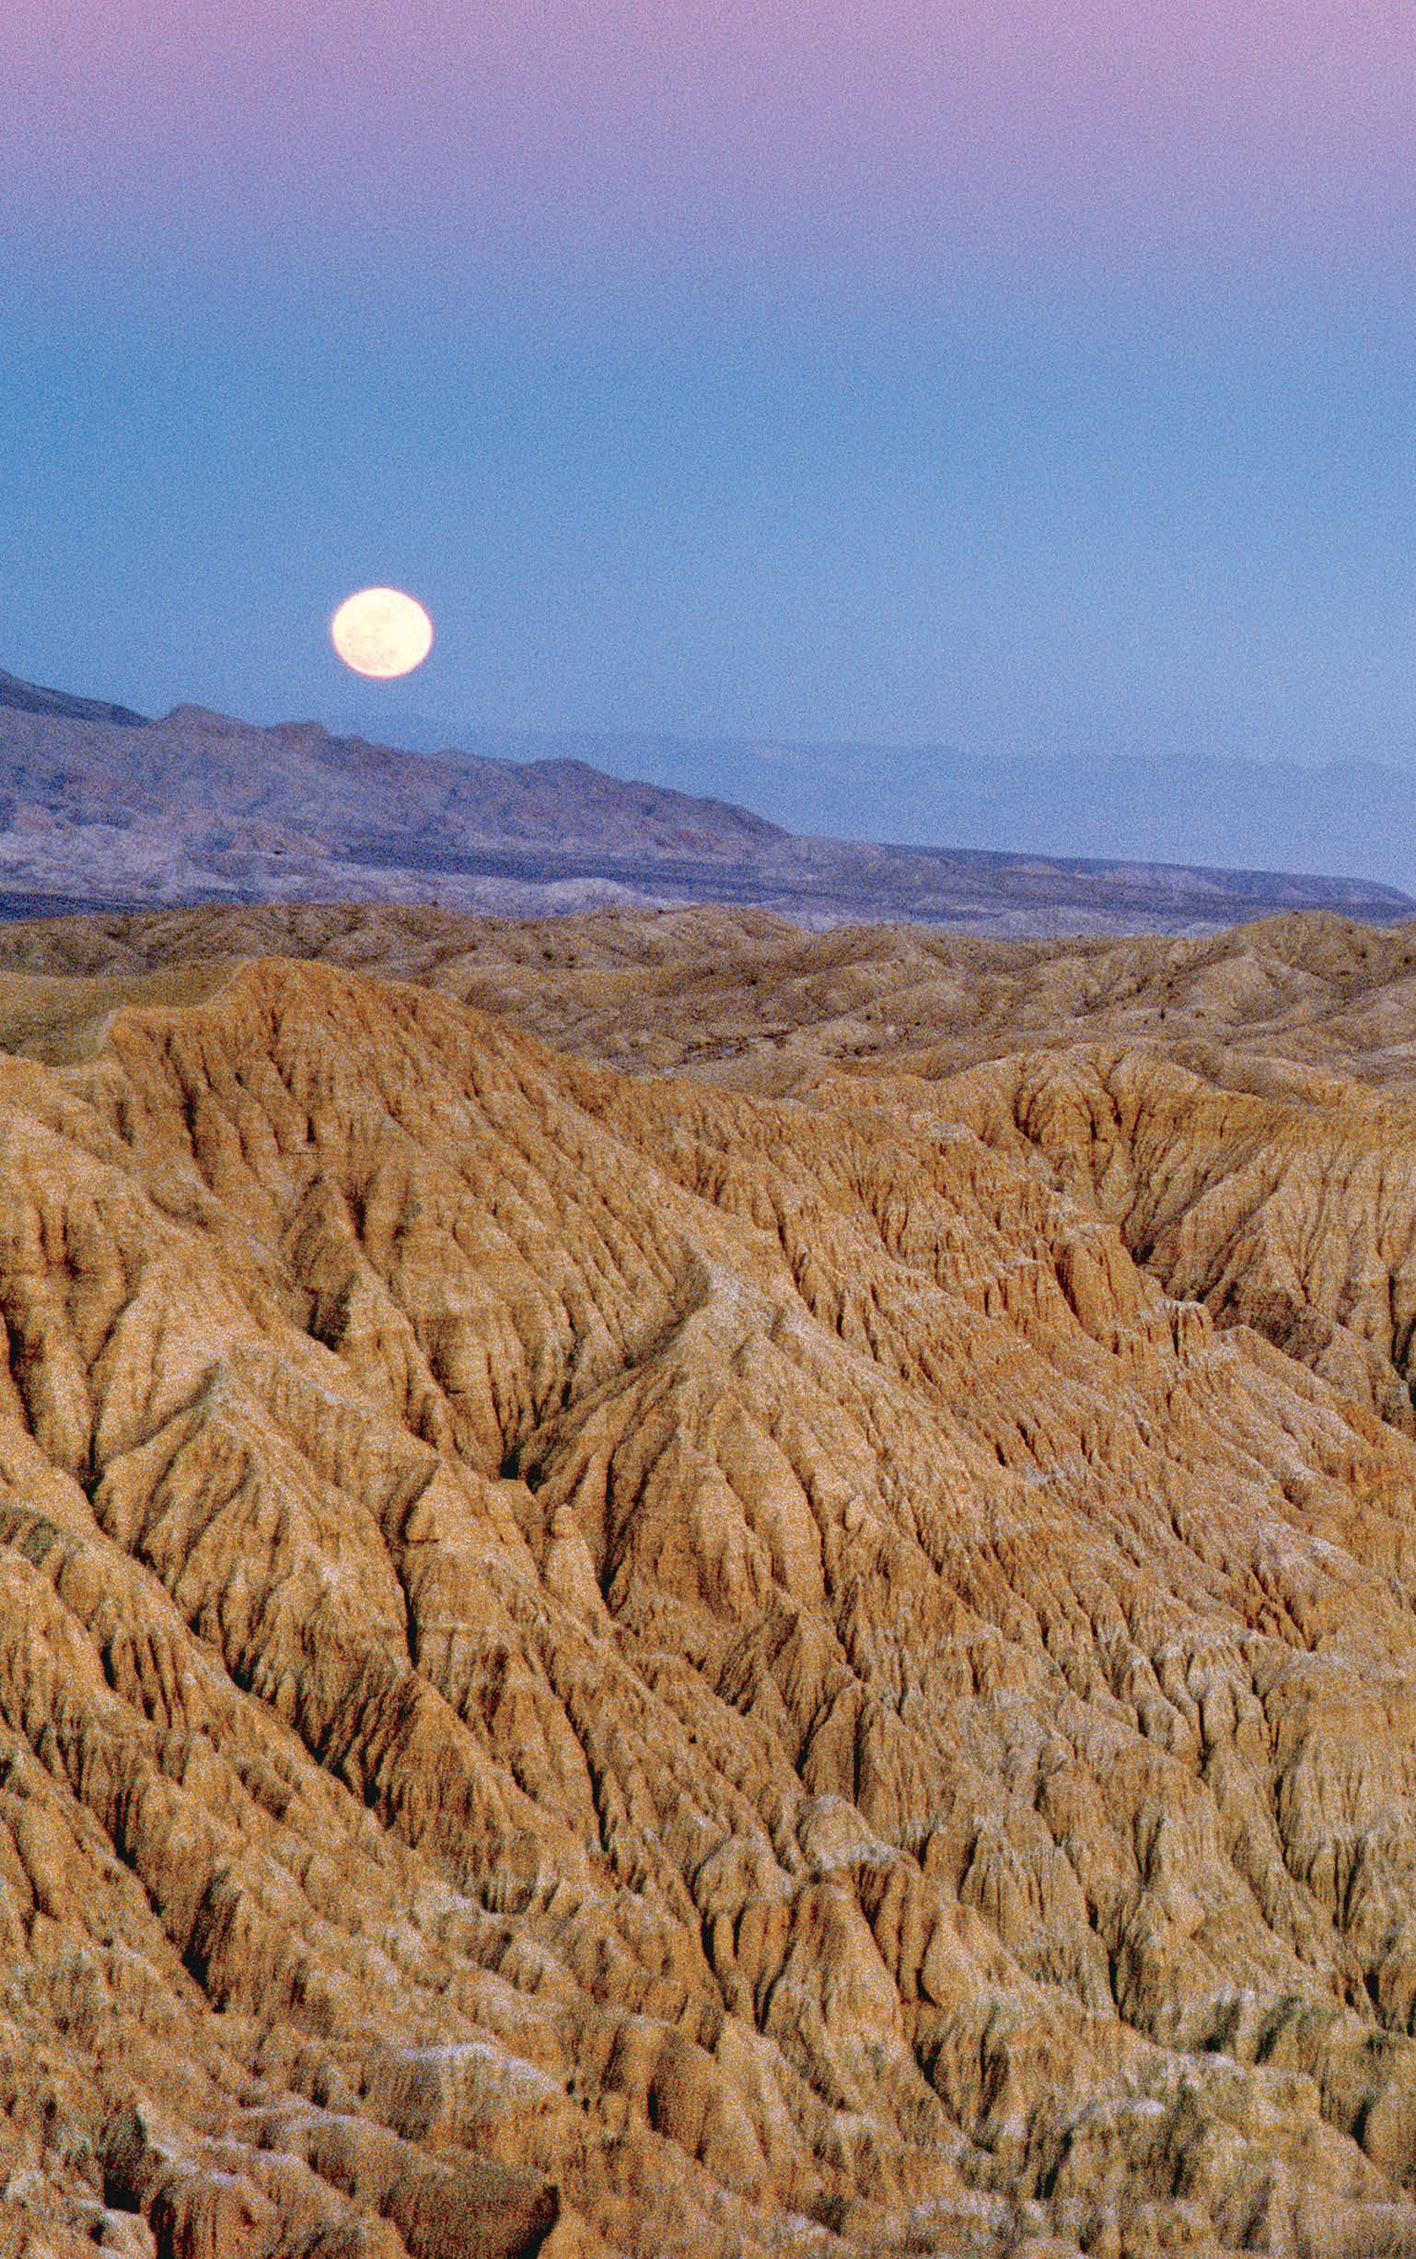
[1,905,1416,2255]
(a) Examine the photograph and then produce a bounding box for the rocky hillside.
[0,905,1415,2253]
[0,670,1410,932]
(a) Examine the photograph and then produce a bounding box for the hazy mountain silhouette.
[367,717,1416,893]
[0,668,1408,930]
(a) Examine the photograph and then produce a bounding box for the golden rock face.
[5,907,1416,2255]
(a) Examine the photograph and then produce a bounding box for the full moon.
[329,587,434,678]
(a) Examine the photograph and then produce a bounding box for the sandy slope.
[0,908,1413,2252]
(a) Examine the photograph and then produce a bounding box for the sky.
[5,0,1416,798]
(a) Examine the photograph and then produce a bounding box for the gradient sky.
[5,0,1416,781]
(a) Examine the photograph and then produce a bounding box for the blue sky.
[5,1,1416,791]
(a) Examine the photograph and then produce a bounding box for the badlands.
[3,902,1416,2255]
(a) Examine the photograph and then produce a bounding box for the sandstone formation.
[3,898,1408,1085]
[0,906,1414,2251]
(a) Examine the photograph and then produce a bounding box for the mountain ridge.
[0,667,1409,933]
[0,665,150,729]
[342,712,1416,894]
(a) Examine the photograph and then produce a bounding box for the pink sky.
[7,0,1415,272]
[6,0,1416,772]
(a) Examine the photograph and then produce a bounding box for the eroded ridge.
[0,947,1415,2254]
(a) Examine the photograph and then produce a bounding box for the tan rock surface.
[0,909,1415,2250]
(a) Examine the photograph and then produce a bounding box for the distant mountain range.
[0,667,1410,933]
[358,716,1416,896]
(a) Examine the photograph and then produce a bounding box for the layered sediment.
[0,908,1413,2254]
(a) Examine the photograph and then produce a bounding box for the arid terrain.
[1,670,1409,935]
[6,902,1416,2254]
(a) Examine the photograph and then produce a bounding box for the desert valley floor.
[6,904,1416,2255]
